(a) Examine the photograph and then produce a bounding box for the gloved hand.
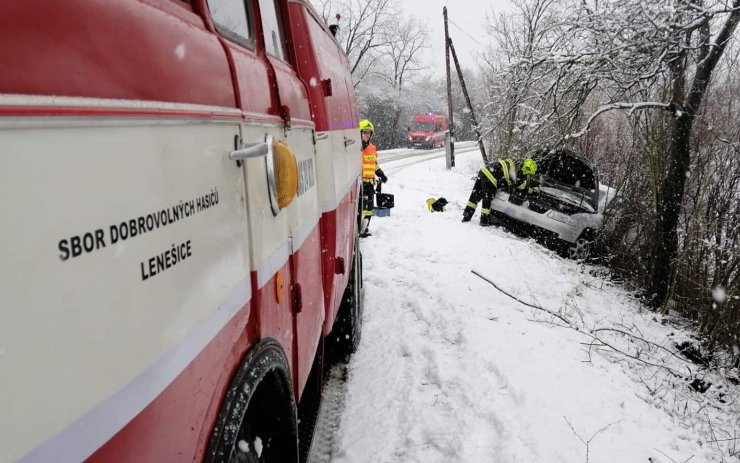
[377,169,388,183]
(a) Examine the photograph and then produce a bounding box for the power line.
[448,19,485,47]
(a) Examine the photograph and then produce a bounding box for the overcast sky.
[399,0,514,75]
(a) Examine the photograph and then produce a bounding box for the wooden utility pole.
[449,39,487,163]
[443,7,455,168]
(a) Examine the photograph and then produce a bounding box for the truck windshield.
[410,122,435,132]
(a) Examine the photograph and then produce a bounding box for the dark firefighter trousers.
[465,170,497,219]
[362,180,375,223]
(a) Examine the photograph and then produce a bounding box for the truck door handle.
[229,142,269,161]
[344,137,355,147]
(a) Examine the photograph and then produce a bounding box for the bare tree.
[311,0,397,87]
[311,0,433,147]
[481,0,588,158]
[369,15,429,146]
[648,0,740,309]
[378,15,428,92]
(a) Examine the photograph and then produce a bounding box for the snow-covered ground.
[318,144,740,462]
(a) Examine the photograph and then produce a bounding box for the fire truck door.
[207,0,330,400]
[257,0,324,396]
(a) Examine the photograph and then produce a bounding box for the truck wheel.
[206,339,298,463]
[327,235,364,363]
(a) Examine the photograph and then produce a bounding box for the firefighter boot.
[480,214,493,227]
[359,217,372,238]
[461,206,475,222]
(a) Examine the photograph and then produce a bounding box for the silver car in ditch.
[489,148,618,260]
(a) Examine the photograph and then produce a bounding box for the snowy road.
[376,140,480,173]
[310,145,739,462]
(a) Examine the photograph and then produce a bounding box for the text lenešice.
[57,188,219,281]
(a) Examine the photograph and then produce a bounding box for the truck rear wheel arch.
[206,338,298,463]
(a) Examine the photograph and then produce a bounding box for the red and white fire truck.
[0,1,363,462]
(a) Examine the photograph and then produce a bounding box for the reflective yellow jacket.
[362,143,378,181]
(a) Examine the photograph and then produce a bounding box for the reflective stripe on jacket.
[481,159,516,189]
[499,159,516,187]
[362,143,378,181]
[481,166,498,187]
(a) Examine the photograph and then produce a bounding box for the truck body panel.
[0,0,362,461]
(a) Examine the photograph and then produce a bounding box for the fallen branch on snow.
[564,416,622,463]
[471,269,571,326]
[470,269,691,378]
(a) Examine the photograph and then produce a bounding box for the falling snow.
[174,43,186,60]
[713,286,727,304]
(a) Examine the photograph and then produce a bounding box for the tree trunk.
[390,103,402,148]
[650,111,693,309]
[650,2,740,309]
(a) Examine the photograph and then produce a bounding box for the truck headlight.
[425,136,431,141]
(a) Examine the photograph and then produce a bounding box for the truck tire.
[327,234,364,363]
[206,339,298,463]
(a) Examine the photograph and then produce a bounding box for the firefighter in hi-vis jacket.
[462,158,538,226]
[359,119,388,237]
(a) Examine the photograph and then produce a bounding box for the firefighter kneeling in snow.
[462,158,538,226]
[359,119,388,238]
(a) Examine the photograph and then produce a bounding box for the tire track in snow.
[331,146,544,462]
[307,365,348,463]
[365,235,531,462]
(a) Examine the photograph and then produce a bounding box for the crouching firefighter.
[462,158,538,226]
[359,119,388,237]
